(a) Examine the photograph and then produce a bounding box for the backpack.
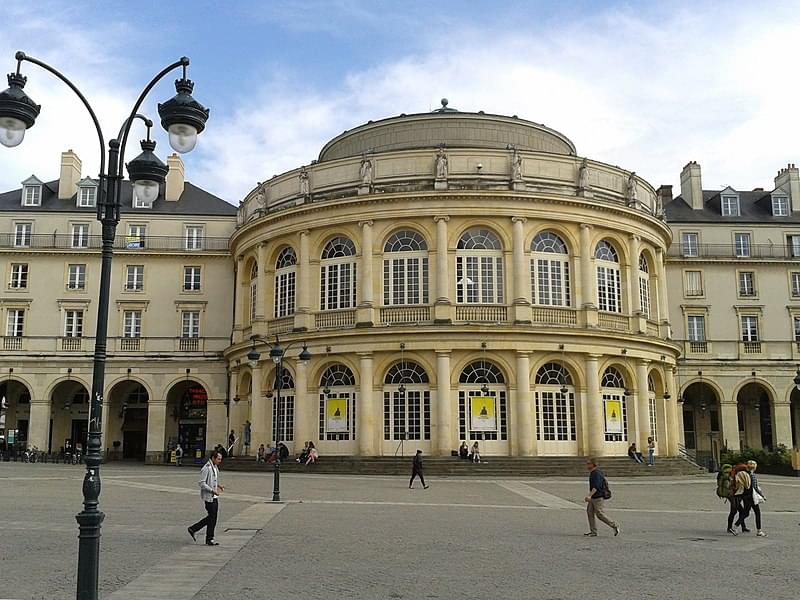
[716,464,732,498]
[602,474,612,499]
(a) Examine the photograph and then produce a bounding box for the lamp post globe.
[126,138,168,204]
[0,69,40,147]
[157,64,209,154]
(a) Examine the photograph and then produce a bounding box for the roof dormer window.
[21,175,43,207]
[721,194,740,216]
[76,177,98,208]
[772,194,789,217]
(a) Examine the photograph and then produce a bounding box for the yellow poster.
[604,399,623,434]
[470,396,496,431]
[326,398,349,433]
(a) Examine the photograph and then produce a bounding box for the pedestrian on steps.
[409,449,429,489]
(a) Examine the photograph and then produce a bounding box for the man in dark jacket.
[409,449,429,489]
[584,458,620,537]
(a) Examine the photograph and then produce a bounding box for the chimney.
[679,161,703,210]
[656,184,673,207]
[165,153,185,202]
[58,149,82,199]
[774,163,800,213]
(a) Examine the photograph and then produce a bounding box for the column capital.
[433,215,450,223]
[580,223,593,231]
[628,233,641,242]
[511,216,527,224]
[515,350,532,358]
[637,358,652,366]
[356,351,373,359]
[299,229,311,237]
[236,254,244,263]
[585,353,602,360]
[358,220,374,228]
[435,350,451,357]
[258,241,268,248]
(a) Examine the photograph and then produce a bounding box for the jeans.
[648,449,655,466]
[190,498,218,543]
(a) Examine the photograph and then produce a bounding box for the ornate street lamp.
[248,335,310,501]
[0,51,208,600]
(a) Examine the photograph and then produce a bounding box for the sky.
[1,0,799,205]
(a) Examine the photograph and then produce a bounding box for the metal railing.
[0,232,230,252]
[668,243,800,260]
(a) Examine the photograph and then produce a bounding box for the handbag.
[752,489,765,505]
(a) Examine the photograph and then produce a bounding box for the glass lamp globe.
[133,180,160,203]
[0,116,26,148]
[168,123,198,154]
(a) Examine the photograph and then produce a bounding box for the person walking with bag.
[409,449,429,489]
[743,460,767,537]
[727,463,750,535]
[188,450,224,546]
[584,458,620,537]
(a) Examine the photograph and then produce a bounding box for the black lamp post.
[0,51,208,600]
[247,335,310,501]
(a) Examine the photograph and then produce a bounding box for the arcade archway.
[166,380,208,460]
[106,380,149,460]
[49,380,90,455]
[0,378,32,452]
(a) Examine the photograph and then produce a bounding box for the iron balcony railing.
[1,233,230,252]
[668,243,800,260]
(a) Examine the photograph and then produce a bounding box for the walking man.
[175,443,183,467]
[188,450,224,546]
[243,420,251,456]
[584,457,620,537]
[409,449,429,489]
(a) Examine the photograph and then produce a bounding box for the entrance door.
[71,419,88,451]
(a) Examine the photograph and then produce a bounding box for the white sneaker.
[757,530,767,537]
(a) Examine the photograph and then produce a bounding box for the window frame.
[67,264,87,291]
[739,315,759,342]
[14,222,32,247]
[721,195,740,217]
[686,315,706,342]
[71,223,90,248]
[185,225,204,250]
[6,308,25,337]
[683,270,704,297]
[9,263,28,290]
[737,270,756,298]
[772,195,789,216]
[125,264,145,292]
[21,184,41,207]
[734,232,751,258]
[64,309,84,338]
[183,266,202,292]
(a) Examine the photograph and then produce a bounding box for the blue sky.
[1,1,798,203]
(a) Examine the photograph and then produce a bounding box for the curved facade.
[227,108,681,458]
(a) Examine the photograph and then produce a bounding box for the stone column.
[635,359,650,449]
[358,353,376,455]
[515,351,535,456]
[584,354,604,455]
[511,217,531,323]
[628,235,641,314]
[436,351,452,455]
[655,247,669,334]
[294,360,312,446]
[773,402,793,449]
[27,401,50,452]
[433,216,452,322]
[145,400,168,463]
[579,224,597,328]
[250,363,266,448]
[255,243,268,322]
[720,401,740,451]
[357,220,375,326]
[295,230,314,331]
[233,255,244,343]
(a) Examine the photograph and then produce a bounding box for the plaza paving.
[1,462,799,599]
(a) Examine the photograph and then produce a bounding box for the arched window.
[383,230,429,306]
[638,253,651,318]
[595,240,621,313]
[271,370,295,442]
[458,360,507,442]
[249,261,258,323]
[319,364,357,440]
[274,247,297,318]
[383,361,431,441]
[601,366,628,442]
[531,232,571,306]
[456,229,504,304]
[534,363,576,443]
[320,237,357,311]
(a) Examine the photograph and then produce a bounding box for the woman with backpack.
[740,460,767,537]
[726,463,751,535]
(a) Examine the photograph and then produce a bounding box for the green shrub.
[720,444,792,469]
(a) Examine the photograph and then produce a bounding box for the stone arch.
[106,378,150,461]
[451,353,513,388]
[310,357,360,390]
[527,226,577,255]
[591,232,630,266]
[381,226,431,252]
[530,355,585,390]
[374,352,436,387]
[165,379,210,461]
[454,224,507,251]
[735,379,774,450]
[48,379,91,455]
[316,231,360,258]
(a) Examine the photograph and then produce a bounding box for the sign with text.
[604,399,623,434]
[326,398,349,433]
[470,396,496,431]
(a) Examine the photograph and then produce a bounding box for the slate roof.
[664,189,800,224]
[0,180,237,217]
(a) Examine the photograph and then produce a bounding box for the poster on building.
[604,399,623,434]
[470,396,496,431]
[326,398,349,433]
[125,235,144,249]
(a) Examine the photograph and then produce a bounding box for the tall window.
[64,310,83,337]
[78,186,97,207]
[530,232,570,306]
[185,226,203,250]
[320,237,357,310]
[684,270,703,297]
[456,228,504,304]
[9,263,28,289]
[181,311,200,338]
[738,272,755,297]
[794,317,800,343]
[740,315,759,341]
[791,272,800,297]
[183,266,201,291]
[383,362,431,441]
[71,223,89,248]
[249,262,258,322]
[647,375,658,442]
[721,195,740,216]
[318,365,357,441]
[383,230,429,306]
[534,363,576,442]
[772,195,789,216]
[271,370,295,443]
[274,247,297,318]
[14,223,32,247]
[638,254,651,317]
[123,310,142,338]
[681,232,699,257]
[125,265,144,291]
[601,367,628,442]
[787,235,800,258]
[687,315,706,342]
[595,240,621,312]
[67,264,86,290]
[6,309,24,336]
[734,233,751,258]
[457,361,508,442]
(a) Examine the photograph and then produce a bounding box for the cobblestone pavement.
[1,461,799,599]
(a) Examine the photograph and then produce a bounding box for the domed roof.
[318,99,576,162]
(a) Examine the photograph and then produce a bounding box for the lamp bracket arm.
[116,57,189,176]
[15,51,106,179]
[115,113,153,145]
